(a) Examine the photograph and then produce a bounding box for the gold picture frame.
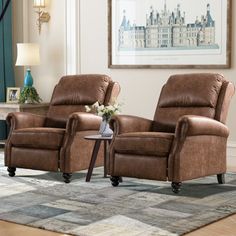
[6,87,20,103]
[108,0,232,68]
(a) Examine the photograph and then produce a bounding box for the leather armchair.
[5,74,120,183]
[109,73,234,193]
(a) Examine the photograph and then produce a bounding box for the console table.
[0,102,49,145]
[0,102,49,120]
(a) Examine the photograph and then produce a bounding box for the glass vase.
[99,117,113,137]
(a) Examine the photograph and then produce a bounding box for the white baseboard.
[227,141,236,158]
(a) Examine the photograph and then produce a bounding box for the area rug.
[0,151,236,236]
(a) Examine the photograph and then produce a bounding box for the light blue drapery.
[0,0,15,139]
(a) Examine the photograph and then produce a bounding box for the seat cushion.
[113,132,174,156]
[10,127,65,150]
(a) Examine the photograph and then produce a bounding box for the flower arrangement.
[85,101,121,121]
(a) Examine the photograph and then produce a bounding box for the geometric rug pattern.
[0,152,236,236]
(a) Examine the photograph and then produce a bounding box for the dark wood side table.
[84,134,112,182]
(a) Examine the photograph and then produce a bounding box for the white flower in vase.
[85,101,122,136]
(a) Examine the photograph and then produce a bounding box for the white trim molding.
[22,0,29,42]
[65,0,79,75]
[227,141,236,157]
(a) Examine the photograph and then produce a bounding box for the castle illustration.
[118,1,218,50]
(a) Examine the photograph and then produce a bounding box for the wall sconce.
[33,0,50,34]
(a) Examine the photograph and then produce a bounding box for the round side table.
[84,134,112,182]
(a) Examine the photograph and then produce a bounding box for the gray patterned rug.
[0,151,236,236]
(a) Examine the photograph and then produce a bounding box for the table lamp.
[15,43,40,87]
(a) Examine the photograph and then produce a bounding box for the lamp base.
[24,69,33,87]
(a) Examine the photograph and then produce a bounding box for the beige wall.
[13,0,236,143]
[79,0,236,142]
[13,0,66,101]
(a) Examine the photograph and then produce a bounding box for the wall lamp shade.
[33,0,45,8]
[15,43,40,87]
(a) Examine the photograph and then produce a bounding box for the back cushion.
[46,105,86,128]
[50,74,111,105]
[46,74,111,128]
[153,73,224,132]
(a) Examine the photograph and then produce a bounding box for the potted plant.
[19,86,42,104]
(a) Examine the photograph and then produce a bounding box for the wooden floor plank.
[0,220,69,236]
[185,214,236,236]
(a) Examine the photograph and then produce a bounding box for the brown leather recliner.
[109,73,234,193]
[5,74,120,183]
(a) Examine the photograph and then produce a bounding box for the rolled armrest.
[175,115,229,139]
[66,112,102,135]
[6,112,46,130]
[110,115,153,135]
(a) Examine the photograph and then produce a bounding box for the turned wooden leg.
[63,173,72,183]
[217,174,225,184]
[171,182,182,193]
[7,167,16,177]
[110,176,121,187]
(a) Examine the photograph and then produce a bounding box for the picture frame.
[6,87,20,103]
[108,0,232,68]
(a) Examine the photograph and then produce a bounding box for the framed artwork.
[6,87,20,103]
[108,0,231,68]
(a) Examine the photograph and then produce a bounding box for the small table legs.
[103,140,109,178]
[86,139,110,182]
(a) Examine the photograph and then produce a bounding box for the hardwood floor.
[0,220,69,236]
[0,155,235,236]
[186,214,236,236]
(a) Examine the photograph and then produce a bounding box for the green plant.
[85,101,121,121]
[19,86,42,103]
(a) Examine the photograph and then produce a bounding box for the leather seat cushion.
[113,132,174,156]
[10,127,65,150]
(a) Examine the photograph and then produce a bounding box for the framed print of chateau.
[108,0,231,68]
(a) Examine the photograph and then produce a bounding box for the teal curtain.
[0,0,15,139]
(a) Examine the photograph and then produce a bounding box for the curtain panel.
[0,0,15,139]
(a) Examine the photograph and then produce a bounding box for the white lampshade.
[33,0,45,8]
[15,43,40,66]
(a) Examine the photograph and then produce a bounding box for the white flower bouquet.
[85,101,121,121]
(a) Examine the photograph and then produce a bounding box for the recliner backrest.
[153,73,234,133]
[45,74,120,128]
